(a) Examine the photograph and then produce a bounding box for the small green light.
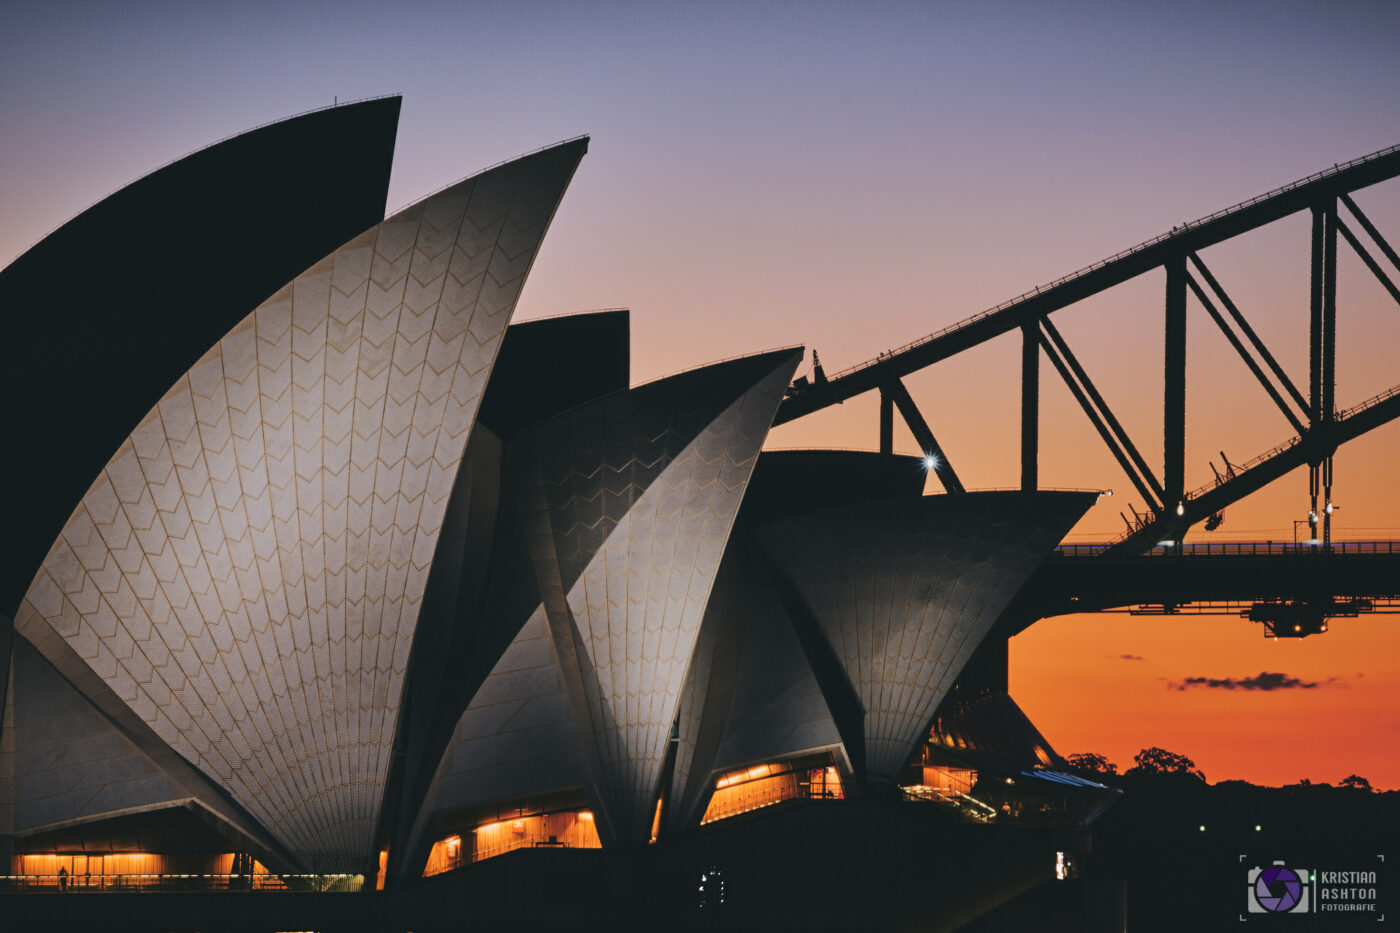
[1310,873,1316,882]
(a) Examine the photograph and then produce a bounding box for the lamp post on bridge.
[1293,518,1316,548]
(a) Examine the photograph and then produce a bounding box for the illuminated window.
[10,852,287,891]
[701,760,842,825]
[809,766,844,800]
[423,809,602,876]
[915,765,978,797]
[649,797,664,844]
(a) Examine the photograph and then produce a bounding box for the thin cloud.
[1112,654,1146,661]
[1171,671,1339,692]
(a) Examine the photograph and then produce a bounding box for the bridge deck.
[1025,542,1400,619]
[1057,540,1400,558]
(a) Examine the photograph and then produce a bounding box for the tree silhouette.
[1125,746,1206,783]
[1066,752,1118,775]
[1339,774,1373,792]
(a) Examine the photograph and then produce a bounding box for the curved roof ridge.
[382,135,590,218]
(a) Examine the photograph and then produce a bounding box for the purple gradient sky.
[4,0,1400,787]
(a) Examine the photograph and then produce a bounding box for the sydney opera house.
[0,97,1118,930]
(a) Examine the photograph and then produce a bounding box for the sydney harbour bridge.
[778,143,1400,639]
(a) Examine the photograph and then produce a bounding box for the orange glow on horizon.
[1012,611,1400,790]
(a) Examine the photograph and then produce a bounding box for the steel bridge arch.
[776,143,1400,555]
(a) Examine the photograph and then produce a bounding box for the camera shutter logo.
[1248,862,1312,913]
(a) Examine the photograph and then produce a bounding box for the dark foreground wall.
[2,801,1117,932]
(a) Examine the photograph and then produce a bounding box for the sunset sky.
[3,0,1398,788]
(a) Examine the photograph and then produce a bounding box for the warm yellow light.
[478,821,500,832]
[579,811,594,821]
[512,820,525,833]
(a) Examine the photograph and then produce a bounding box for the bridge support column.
[1310,207,1325,423]
[1021,318,1039,491]
[1310,200,1338,549]
[1323,457,1334,548]
[1323,199,1337,550]
[879,386,893,455]
[1164,254,1187,517]
[1323,201,1337,428]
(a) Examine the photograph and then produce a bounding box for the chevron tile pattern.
[710,557,842,777]
[669,538,843,829]
[413,606,588,836]
[757,491,1093,781]
[4,638,185,833]
[666,553,725,827]
[670,452,928,826]
[405,352,798,851]
[548,353,798,839]
[14,141,585,863]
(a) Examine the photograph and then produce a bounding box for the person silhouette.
[58,866,68,891]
